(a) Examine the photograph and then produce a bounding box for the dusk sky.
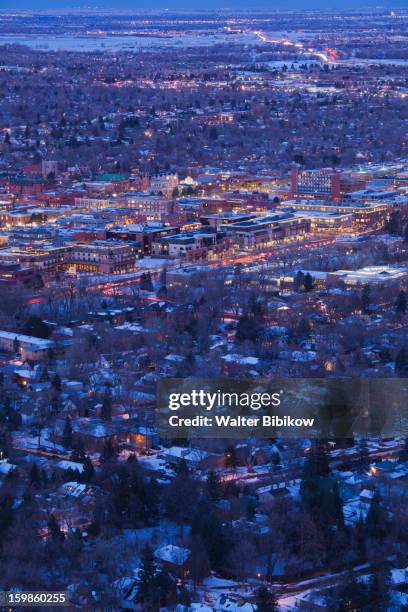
[1,0,406,9]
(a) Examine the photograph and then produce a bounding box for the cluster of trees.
[294,271,314,293]
[139,272,154,292]
[335,569,392,611]
[0,416,406,607]
[2,26,406,176]
[298,441,398,573]
[0,395,22,431]
[103,461,160,529]
[135,544,184,610]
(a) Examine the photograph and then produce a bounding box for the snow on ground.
[136,453,174,477]
[13,430,66,453]
[137,257,174,269]
[202,577,242,589]
[277,594,299,611]
[55,460,84,473]
[391,567,408,585]
[0,462,16,474]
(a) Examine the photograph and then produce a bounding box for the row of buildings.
[0,160,406,283]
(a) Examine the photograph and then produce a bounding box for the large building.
[42,160,58,179]
[278,265,408,293]
[0,262,34,285]
[329,266,408,289]
[106,223,179,256]
[167,266,210,290]
[221,212,311,248]
[150,173,179,197]
[290,210,354,234]
[6,177,47,196]
[200,212,258,230]
[283,199,392,231]
[0,246,69,274]
[74,197,112,210]
[66,241,137,274]
[0,330,55,361]
[120,194,174,219]
[152,230,225,259]
[291,167,341,200]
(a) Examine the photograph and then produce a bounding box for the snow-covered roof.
[165,354,185,362]
[55,460,84,473]
[360,488,375,501]
[221,354,259,365]
[164,446,210,462]
[343,499,370,525]
[154,544,190,566]
[60,481,87,497]
[13,368,40,379]
[217,595,256,612]
[0,330,54,349]
[0,462,16,474]
[391,567,408,585]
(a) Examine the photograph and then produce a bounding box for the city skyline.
[1,0,407,10]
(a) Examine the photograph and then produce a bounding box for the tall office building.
[291,166,341,200]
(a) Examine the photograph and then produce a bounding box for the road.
[220,440,404,489]
[23,232,337,303]
[250,29,336,64]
